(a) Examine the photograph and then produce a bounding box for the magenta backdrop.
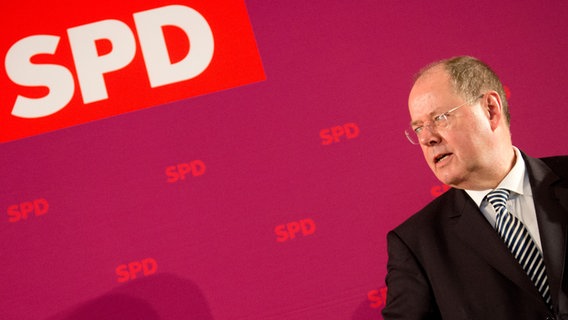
[2,1,568,319]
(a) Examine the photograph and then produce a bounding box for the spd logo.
[166,160,206,183]
[116,257,158,283]
[368,286,388,308]
[431,183,450,197]
[275,218,316,242]
[7,198,49,223]
[1,0,265,143]
[320,122,360,145]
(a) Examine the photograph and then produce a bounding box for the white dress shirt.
[465,147,543,252]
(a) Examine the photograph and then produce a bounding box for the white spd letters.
[134,5,214,88]
[68,19,137,104]
[4,5,214,119]
[5,35,75,118]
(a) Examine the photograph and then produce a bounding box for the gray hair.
[415,56,510,125]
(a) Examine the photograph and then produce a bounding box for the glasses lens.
[404,128,419,145]
[434,114,449,129]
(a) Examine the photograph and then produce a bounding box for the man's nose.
[419,125,442,146]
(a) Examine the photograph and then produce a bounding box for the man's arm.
[382,231,441,320]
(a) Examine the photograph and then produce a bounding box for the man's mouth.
[434,153,452,164]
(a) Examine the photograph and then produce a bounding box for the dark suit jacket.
[382,153,568,320]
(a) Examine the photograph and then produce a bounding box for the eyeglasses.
[404,94,484,145]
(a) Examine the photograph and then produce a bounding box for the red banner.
[0,0,265,143]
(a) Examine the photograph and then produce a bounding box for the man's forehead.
[410,69,461,105]
[408,100,439,125]
[413,66,451,91]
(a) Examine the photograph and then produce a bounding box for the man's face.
[408,68,497,190]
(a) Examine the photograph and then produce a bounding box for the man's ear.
[485,91,503,131]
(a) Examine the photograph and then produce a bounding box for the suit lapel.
[449,189,545,301]
[524,154,568,311]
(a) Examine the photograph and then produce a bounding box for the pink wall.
[2,0,568,319]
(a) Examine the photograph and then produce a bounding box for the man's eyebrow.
[410,110,440,126]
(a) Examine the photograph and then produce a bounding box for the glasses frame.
[405,94,485,145]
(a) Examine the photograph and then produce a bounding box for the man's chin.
[434,172,461,189]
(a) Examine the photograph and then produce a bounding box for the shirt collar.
[465,147,526,207]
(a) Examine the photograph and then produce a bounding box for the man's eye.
[414,126,423,134]
[434,114,446,122]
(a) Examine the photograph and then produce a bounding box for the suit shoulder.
[540,155,568,177]
[391,188,462,238]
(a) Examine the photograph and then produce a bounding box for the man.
[382,56,568,319]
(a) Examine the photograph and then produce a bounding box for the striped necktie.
[486,188,552,308]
